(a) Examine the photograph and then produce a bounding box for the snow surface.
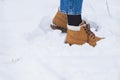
[0,0,120,80]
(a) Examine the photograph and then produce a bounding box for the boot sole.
[50,24,67,33]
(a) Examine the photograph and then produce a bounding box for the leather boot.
[51,10,67,33]
[65,22,103,47]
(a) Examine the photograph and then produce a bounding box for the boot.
[51,10,67,33]
[65,22,103,47]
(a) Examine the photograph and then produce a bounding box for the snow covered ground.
[0,0,120,80]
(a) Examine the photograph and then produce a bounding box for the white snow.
[0,0,120,80]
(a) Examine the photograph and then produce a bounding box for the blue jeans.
[60,0,83,15]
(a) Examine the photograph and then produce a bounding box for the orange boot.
[65,22,103,47]
[51,10,67,33]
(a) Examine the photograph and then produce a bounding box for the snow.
[0,0,120,80]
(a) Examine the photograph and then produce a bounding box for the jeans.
[60,0,83,15]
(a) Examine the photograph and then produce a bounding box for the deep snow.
[0,0,120,80]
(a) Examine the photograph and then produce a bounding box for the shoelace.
[83,24,95,42]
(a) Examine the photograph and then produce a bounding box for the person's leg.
[62,0,103,47]
[51,0,103,47]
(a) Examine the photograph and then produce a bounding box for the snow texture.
[0,0,120,80]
